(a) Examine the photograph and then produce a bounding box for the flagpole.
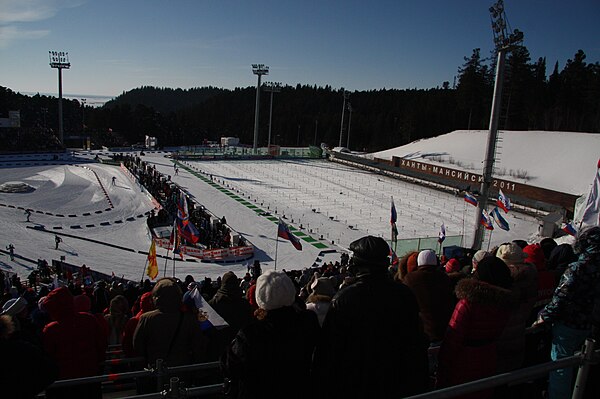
[462,200,467,247]
[140,257,149,284]
[487,228,494,251]
[274,236,279,271]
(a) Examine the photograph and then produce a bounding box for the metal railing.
[43,339,598,399]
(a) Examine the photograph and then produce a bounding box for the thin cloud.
[0,25,49,48]
[0,0,85,47]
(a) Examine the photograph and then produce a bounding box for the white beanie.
[417,250,438,267]
[496,243,528,264]
[255,270,296,311]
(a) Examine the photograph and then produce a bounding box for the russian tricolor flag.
[277,218,302,250]
[464,192,478,207]
[561,222,577,237]
[480,210,494,230]
[497,189,511,213]
[491,207,510,231]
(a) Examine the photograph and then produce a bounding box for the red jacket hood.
[45,287,75,321]
[523,243,546,271]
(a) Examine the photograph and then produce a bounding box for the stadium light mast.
[262,82,281,149]
[338,90,349,147]
[49,51,70,145]
[346,102,353,149]
[472,0,523,249]
[252,64,269,151]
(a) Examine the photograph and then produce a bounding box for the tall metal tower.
[252,64,269,151]
[338,90,349,147]
[49,51,70,145]
[472,0,523,249]
[262,82,281,148]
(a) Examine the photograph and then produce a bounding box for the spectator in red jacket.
[42,287,107,399]
[122,292,154,357]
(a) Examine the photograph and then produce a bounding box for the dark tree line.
[1,47,598,152]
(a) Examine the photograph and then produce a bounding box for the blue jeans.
[549,323,589,399]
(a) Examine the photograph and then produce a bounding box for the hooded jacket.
[437,278,515,397]
[540,227,600,330]
[122,292,154,357]
[133,278,207,366]
[42,287,107,379]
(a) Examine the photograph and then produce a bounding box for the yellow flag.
[146,239,158,279]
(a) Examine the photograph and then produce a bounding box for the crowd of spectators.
[1,227,599,398]
[122,154,237,250]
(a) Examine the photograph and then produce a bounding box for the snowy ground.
[5,128,592,283]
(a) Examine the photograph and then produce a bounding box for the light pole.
[346,102,353,149]
[80,98,86,132]
[49,51,70,145]
[338,90,349,147]
[262,82,281,149]
[472,0,523,249]
[251,64,269,151]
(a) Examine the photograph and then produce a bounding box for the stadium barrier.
[43,338,598,398]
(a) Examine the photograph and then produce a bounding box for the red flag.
[277,218,302,250]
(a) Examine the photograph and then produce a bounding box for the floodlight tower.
[81,98,87,131]
[338,90,349,147]
[346,102,353,149]
[472,0,523,249]
[252,64,269,151]
[262,82,281,148]
[49,51,70,145]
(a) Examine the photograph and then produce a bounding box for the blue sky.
[1,0,599,102]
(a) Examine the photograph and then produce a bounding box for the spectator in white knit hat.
[222,270,319,399]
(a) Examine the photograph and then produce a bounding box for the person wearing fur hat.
[534,226,600,399]
[494,242,538,375]
[402,249,454,343]
[305,277,336,326]
[42,287,107,399]
[436,256,515,399]
[313,236,428,398]
[133,278,207,389]
[221,270,320,399]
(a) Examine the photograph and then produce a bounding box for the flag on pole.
[438,223,446,243]
[277,218,302,250]
[491,207,510,231]
[480,210,494,230]
[496,189,511,213]
[391,197,398,242]
[580,159,600,227]
[391,197,397,224]
[176,217,201,244]
[146,239,158,279]
[561,222,577,236]
[170,220,184,259]
[389,246,399,266]
[464,192,478,207]
[177,193,189,225]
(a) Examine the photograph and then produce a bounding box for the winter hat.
[255,270,296,311]
[349,236,390,269]
[406,253,419,274]
[444,258,461,273]
[310,277,335,298]
[73,294,92,312]
[523,244,546,271]
[417,250,438,267]
[547,244,577,271]
[474,256,513,289]
[496,243,528,264]
[472,250,491,265]
[539,238,558,260]
[1,297,28,316]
